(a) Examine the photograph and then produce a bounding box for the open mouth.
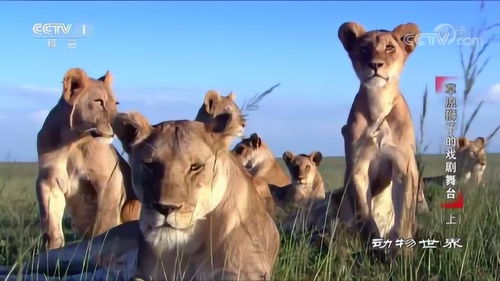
[89,130,114,139]
[89,131,102,138]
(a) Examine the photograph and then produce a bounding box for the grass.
[0,155,499,280]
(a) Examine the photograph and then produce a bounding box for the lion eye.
[94,99,104,107]
[385,45,395,52]
[190,163,204,172]
[305,165,311,171]
[234,146,244,155]
[360,46,370,54]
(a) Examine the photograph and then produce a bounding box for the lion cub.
[457,137,487,185]
[36,68,139,249]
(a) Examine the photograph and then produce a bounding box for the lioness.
[338,22,423,240]
[233,133,291,187]
[457,137,487,185]
[112,112,279,281]
[36,68,140,249]
[195,90,246,146]
[274,151,326,208]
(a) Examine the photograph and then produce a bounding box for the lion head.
[61,68,118,143]
[195,90,246,144]
[233,133,269,173]
[457,137,487,185]
[338,22,420,89]
[113,111,236,250]
[282,151,325,206]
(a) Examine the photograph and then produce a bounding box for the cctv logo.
[33,23,72,36]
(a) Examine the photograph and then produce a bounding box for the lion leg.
[397,163,418,239]
[36,175,66,249]
[352,169,375,240]
[92,177,122,236]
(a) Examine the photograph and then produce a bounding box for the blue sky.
[0,1,499,161]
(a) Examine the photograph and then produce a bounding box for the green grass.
[0,155,499,280]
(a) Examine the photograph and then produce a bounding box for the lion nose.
[368,62,384,71]
[152,202,182,216]
[297,177,305,184]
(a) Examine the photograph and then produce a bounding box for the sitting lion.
[36,68,140,249]
[457,137,487,185]
[112,112,280,281]
[338,22,424,240]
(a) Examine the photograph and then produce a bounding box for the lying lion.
[233,133,291,188]
[274,151,326,208]
[113,112,280,281]
[338,22,424,240]
[36,68,140,249]
[8,112,280,281]
[457,136,487,186]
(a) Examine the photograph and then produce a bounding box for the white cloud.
[19,85,60,95]
[485,83,500,103]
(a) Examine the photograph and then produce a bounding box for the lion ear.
[204,90,221,114]
[112,112,151,153]
[310,151,323,166]
[282,151,295,165]
[474,137,486,147]
[227,92,236,101]
[98,70,113,88]
[392,23,420,55]
[338,22,366,52]
[458,137,469,148]
[63,68,89,105]
[250,133,262,148]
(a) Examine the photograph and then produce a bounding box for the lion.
[457,137,487,185]
[195,90,246,147]
[192,92,276,216]
[36,68,140,249]
[274,151,326,208]
[338,22,424,240]
[112,112,280,281]
[233,133,291,188]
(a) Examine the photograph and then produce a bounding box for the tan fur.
[278,151,326,208]
[232,133,289,215]
[351,117,417,239]
[113,112,279,281]
[338,22,424,240]
[194,93,276,215]
[457,137,487,185]
[36,68,140,249]
[233,133,291,187]
[195,90,246,148]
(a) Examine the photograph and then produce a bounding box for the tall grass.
[0,160,499,281]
